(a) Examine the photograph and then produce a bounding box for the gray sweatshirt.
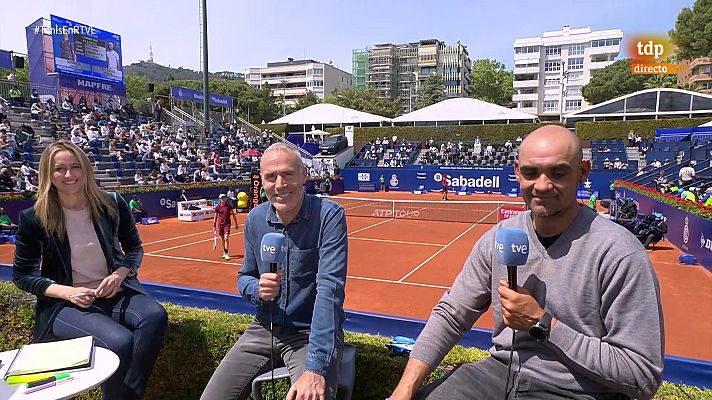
[410,206,664,399]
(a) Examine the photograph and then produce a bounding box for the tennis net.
[328,196,526,224]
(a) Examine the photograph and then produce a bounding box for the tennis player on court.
[214,194,239,260]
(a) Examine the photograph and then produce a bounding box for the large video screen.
[50,15,123,83]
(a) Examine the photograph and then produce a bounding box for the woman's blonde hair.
[34,139,116,239]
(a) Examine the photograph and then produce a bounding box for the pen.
[23,376,75,394]
[26,373,71,388]
[69,292,91,299]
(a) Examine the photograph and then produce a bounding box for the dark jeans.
[200,319,343,400]
[131,209,147,222]
[415,357,616,400]
[51,289,168,400]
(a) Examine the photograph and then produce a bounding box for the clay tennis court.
[1,191,710,362]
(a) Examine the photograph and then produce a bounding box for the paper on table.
[3,336,93,379]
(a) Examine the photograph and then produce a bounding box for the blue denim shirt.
[238,194,348,375]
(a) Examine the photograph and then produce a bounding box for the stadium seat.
[251,344,356,400]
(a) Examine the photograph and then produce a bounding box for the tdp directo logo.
[626,35,678,75]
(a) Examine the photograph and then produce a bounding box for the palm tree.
[643,74,677,89]
[677,82,700,92]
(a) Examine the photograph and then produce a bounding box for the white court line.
[145,253,243,266]
[147,231,244,254]
[349,237,445,247]
[347,275,450,290]
[142,229,213,245]
[397,208,498,282]
[348,219,393,235]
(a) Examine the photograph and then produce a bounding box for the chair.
[251,343,356,400]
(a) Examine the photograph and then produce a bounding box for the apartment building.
[245,58,352,107]
[355,39,472,114]
[678,57,712,94]
[512,25,623,118]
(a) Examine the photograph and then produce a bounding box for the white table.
[0,347,119,400]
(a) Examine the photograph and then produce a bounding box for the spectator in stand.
[0,128,16,160]
[0,167,14,191]
[651,159,662,168]
[129,195,147,221]
[613,158,623,170]
[20,160,37,179]
[147,169,160,185]
[29,89,40,107]
[154,99,163,122]
[105,98,115,113]
[627,129,635,147]
[654,171,668,192]
[134,170,145,185]
[679,161,696,185]
[8,86,24,107]
[30,101,44,121]
[603,158,612,169]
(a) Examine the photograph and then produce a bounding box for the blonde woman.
[12,140,167,400]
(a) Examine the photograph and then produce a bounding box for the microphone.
[259,232,287,399]
[260,232,287,274]
[494,227,529,290]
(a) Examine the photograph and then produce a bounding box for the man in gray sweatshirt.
[389,126,664,400]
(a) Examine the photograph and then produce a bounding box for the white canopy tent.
[392,97,538,125]
[269,103,391,129]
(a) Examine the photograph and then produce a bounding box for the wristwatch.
[528,312,553,342]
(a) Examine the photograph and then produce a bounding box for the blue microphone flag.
[260,232,287,264]
[494,227,529,266]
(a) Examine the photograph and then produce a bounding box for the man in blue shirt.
[201,142,348,400]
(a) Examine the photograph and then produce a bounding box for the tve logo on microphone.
[494,227,529,266]
[260,232,287,263]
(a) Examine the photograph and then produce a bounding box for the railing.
[0,79,58,105]
[173,106,202,127]
[163,109,186,127]
[234,115,314,160]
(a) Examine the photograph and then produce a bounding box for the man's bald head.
[519,125,583,167]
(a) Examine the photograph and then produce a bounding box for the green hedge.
[255,123,288,134]
[0,282,709,399]
[575,117,712,140]
[325,123,564,143]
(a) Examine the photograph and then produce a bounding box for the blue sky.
[0,0,694,74]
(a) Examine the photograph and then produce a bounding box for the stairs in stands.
[627,147,643,168]
[583,147,592,161]
[378,149,394,167]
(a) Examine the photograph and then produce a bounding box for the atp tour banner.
[50,15,124,83]
[171,86,234,108]
[622,189,712,272]
[342,165,519,195]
